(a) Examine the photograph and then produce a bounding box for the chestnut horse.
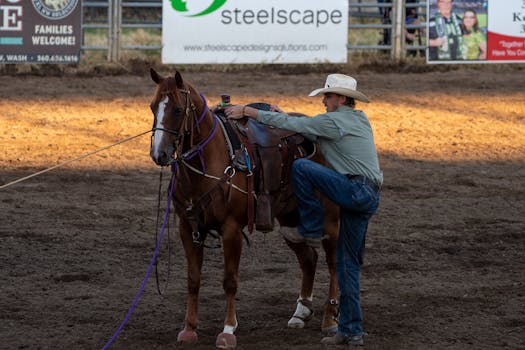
[149,68,339,348]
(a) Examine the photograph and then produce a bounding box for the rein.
[179,114,218,173]
[160,89,248,246]
[101,173,176,350]
[154,168,173,295]
[159,90,246,194]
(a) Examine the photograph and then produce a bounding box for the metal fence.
[82,0,427,62]
[348,1,427,59]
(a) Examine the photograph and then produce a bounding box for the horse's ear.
[150,68,162,84]
[174,71,184,89]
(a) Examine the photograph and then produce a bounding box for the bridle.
[151,87,197,137]
[151,85,215,168]
[151,84,245,246]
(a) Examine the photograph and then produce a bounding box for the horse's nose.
[150,149,169,166]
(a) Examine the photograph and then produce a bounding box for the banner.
[427,0,525,63]
[0,0,82,64]
[487,0,525,60]
[162,0,349,64]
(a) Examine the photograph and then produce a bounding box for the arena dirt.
[1,66,524,349]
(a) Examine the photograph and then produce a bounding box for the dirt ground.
[1,64,524,350]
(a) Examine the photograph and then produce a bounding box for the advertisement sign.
[162,0,349,64]
[0,0,82,64]
[427,0,525,63]
[487,0,525,60]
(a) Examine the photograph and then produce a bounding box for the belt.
[347,174,380,192]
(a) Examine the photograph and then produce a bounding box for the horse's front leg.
[177,219,204,344]
[215,219,243,349]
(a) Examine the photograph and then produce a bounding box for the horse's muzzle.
[150,149,173,166]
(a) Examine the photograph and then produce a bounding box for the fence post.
[109,0,122,62]
[391,0,405,61]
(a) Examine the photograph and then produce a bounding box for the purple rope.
[101,174,176,350]
[195,93,208,126]
[181,116,218,173]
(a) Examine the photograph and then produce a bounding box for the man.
[429,0,464,60]
[225,74,382,346]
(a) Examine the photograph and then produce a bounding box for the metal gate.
[82,0,427,62]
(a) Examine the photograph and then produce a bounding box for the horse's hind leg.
[283,239,318,328]
[314,202,339,335]
[177,221,204,344]
[281,204,339,334]
[215,220,243,349]
[321,231,339,335]
[284,234,339,334]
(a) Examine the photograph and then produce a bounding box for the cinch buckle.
[224,165,236,179]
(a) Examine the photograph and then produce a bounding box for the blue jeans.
[291,158,380,336]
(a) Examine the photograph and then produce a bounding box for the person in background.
[428,0,464,60]
[225,74,382,347]
[405,0,425,46]
[461,9,487,60]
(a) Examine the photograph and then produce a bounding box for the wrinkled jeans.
[291,158,380,336]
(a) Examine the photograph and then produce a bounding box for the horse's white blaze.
[151,96,169,160]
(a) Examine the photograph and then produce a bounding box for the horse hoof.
[287,298,313,328]
[287,316,306,328]
[177,329,198,343]
[216,332,237,349]
[322,324,338,335]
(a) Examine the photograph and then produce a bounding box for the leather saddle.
[226,102,314,232]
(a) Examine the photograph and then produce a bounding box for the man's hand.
[270,104,284,113]
[210,103,222,113]
[225,105,246,120]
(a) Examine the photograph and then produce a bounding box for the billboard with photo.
[162,0,349,64]
[0,0,82,64]
[427,0,525,63]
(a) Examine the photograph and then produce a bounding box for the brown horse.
[149,68,339,348]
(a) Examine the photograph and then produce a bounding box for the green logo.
[170,0,227,17]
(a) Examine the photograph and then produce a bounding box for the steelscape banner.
[0,0,82,64]
[427,0,525,63]
[162,0,349,64]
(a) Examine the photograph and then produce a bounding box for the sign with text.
[427,0,525,63]
[162,0,349,64]
[0,0,81,64]
[487,0,525,60]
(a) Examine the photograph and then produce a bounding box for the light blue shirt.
[257,105,383,186]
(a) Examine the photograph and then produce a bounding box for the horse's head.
[149,68,192,166]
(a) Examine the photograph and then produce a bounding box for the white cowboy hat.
[308,74,370,103]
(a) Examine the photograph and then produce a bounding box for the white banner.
[486,0,525,61]
[162,0,349,64]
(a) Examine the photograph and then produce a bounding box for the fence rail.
[81,0,427,62]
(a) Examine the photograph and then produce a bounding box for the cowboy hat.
[308,74,370,103]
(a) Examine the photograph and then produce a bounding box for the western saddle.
[215,102,315,233]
